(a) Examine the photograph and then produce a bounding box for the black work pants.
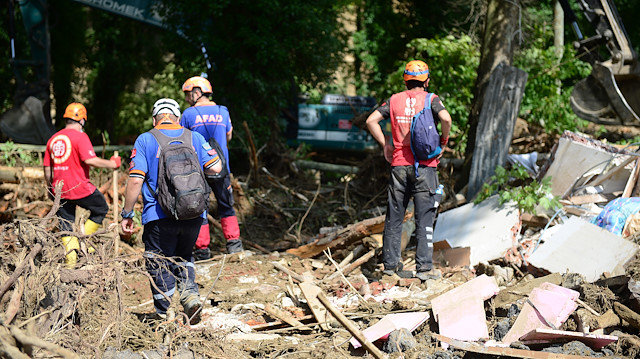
[382,165,439,272]
[57,189,109,232]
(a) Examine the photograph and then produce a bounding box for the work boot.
[193,248,211,261]
[61,236,79,268]
[226,239,244,254]
[83,219,101,254]
[182,294,202,325]
[382,263,413,279]
[416,268,442,281]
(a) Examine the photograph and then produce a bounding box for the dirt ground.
[3,129,640,358]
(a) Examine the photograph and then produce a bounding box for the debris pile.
[2,130,640,358]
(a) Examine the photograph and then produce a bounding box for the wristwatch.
[121,209,135,219]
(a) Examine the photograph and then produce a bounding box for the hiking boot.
[226,239,244,254]
[416,268,442,281]
[193,248,211,261]
[182,296,202,325]
[382,263,414,279]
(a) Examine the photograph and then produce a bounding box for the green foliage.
[159,0,349,147]
[515,6,592,134]
[0,141,41,167]
[377,34,479,152]
[475,164,561,215]
[115,63,195,138]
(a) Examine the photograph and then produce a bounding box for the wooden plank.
[433,333,597,359]
[299,281,329,331]
[590,155,637,187]
[566,193,616,205]
[316,291,386,359]
[623,158,640,197]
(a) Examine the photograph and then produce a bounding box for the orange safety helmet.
[63,103,87,122]
[182,76,212,94]
[403,60,430,82]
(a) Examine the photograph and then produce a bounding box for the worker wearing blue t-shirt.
[120,98,222,324]
[181,76,243,259]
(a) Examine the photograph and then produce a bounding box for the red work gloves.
[111,155,121,168]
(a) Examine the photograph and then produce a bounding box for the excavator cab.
[561,0,640,125]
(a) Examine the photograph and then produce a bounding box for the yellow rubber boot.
[84,219,101,254]
[61,236,79,268]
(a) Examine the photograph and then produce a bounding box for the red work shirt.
[380,90,445,167]
[44,128,98,200]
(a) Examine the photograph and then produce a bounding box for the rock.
[382,328,417,353]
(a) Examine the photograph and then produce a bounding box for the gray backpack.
[147,128,210,220]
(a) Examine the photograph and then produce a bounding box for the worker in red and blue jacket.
[181,76,243,259]
[120,98,222,324]
[366,60,452,282]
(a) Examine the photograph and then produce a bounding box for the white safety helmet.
[152,98,181,118]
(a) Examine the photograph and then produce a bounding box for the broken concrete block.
[540,131,634,198]
[501,282,579,345]
[528,216,639,282]
[433,195,520,266]
[431,274,499,342]
[349,312,430,349]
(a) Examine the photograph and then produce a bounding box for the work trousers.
[57,189,109,232]
[142,217,201,315]
[382,165,439,272]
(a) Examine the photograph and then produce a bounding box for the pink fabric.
[195,223,210,249]
[221,216,240,240]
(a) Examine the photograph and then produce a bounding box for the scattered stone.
[383,328,418,353]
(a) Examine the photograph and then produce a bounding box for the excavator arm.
[560,0,640,125]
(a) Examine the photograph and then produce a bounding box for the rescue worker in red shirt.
[366,60,452,281]
[44,103,121,268]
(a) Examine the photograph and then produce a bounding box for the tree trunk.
[459,0,521,193]
[467,62,528,200]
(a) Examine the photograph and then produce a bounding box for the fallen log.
[0,166,44,183]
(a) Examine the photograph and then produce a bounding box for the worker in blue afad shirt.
[120,98,222,324]
[181,76,243,259]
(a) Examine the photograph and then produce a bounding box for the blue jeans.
[382,165,439,272]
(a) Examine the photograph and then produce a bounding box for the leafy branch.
[474,164,561,215]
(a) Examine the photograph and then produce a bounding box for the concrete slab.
[541,131,633,198]
[433,195,520,266]
[501,283,579,345]
[529,216,639,282]
[431,274,499,342]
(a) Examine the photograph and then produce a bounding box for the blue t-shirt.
[129,122,220,224]
[181,103,232,172]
